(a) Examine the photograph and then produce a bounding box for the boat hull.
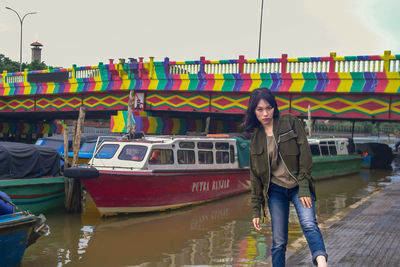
[0,213,38,267]
[81,169,250,216]
[312,155,362,180]
[0,177,65,214]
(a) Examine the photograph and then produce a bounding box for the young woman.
[244,88,328,267]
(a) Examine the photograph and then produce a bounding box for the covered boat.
[65,134,251,216]
[0,142,65,214]
[355,142,394,169]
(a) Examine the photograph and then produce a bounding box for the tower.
[31,41,43,62]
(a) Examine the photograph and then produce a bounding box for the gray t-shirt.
[267,135,298,189]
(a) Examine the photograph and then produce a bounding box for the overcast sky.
[1,0,399,68]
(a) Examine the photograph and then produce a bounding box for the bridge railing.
[74,68,100,79]
[167,51,399,75]
[1,51,399,88]
[390,59,400,72]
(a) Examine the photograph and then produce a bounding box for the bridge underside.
[1,91,399,121]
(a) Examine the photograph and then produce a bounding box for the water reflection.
[314,169,390,220]
[22,161,400,267]
[78,192,253,266]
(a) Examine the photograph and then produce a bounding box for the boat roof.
[307,137,348,144]
[102,134,238,146]
[45,133,121,143]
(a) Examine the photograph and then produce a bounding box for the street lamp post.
[6,7,37,72]
[257,0,264,59]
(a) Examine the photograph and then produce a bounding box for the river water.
[22,160,400,267]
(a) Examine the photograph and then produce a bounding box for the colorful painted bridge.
[1,51,400,134]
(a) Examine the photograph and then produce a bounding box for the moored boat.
[36,133,121,165]
[65,133,251,216]
[355,142,394,169]
[65,133,362,215]
[0,211,49,266]
[0,192,49,267]
[309,138,362,180]
[0,142,65,214]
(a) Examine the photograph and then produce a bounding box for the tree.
[27,60,48,71]
[0,53,48,73]
[0,54,20,72]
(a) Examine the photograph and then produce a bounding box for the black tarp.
[0,142,60,179]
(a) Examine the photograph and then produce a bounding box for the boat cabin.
[89,135,250,171]
[308,138,350,157]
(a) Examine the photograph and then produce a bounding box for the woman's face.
[255,99,274,127]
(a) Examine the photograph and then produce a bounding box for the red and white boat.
[65,133,251,216]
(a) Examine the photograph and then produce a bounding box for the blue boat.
[36,133,120,165]
[0,211,48,267]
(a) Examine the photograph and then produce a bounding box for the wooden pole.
[66,107,86,213]
[307,105,312,137]
[72,107,85,166]
[64,127,71,212]
[63,127,69,172]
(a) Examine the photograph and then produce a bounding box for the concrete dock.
[286,181,400,266]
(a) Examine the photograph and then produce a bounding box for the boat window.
[198,150,213,164]
[179,142,195,149]
[118,145,148,161]
[310,144,321,156]
[80,142,97,153]
[320,144,329,155]
[329,144,337,155]
[230,145,235,163]
[148,149,174,165]
[215,142,229,150]
[35,138,44,145]
[216,151,229,164]
[95,144,119,159]
[198,142,213,149]
[42,140,64,151]
[177,150,195,164]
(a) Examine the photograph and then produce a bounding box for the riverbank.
[286,180,400,266]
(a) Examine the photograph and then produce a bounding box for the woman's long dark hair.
[243,87,280,132]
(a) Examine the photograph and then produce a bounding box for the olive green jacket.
[250,113,314,218]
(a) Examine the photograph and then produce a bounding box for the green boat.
[309,138,362,180]
[0,142,65,214]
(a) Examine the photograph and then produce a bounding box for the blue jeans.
[267,183,328,266]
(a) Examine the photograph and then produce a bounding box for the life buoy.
[64,167,99,179]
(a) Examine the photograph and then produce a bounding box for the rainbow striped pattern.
[1,52,400,121]
[111,111,242,134]
[1,52,399,95]
[0,121,65,134]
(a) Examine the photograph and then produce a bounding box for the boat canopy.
[0,142,61,179]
